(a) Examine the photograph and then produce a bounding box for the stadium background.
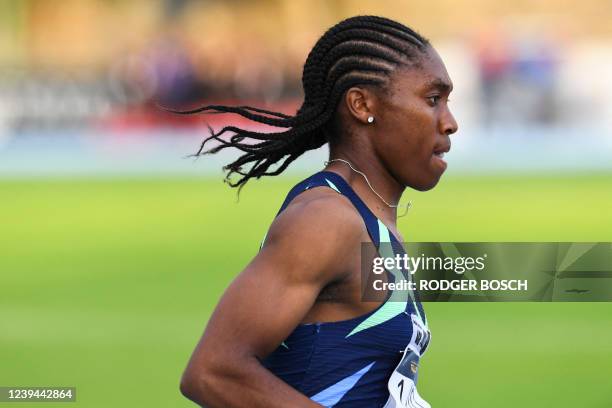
[1,0,611,407]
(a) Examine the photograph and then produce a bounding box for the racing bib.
[383,314,431,408]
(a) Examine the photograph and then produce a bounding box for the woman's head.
[334,45,458,191]
[165,15,457,191]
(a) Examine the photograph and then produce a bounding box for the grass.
[1,173,611,407]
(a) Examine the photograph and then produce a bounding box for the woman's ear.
[344,86,376,125]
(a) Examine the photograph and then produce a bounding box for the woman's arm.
[180,192,363,408]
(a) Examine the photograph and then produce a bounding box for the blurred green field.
[1,173,612,407]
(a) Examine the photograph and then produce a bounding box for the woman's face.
[374,46,458,191]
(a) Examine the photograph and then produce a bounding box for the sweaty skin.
[180,46,458,408]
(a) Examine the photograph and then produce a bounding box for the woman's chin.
[407,175,442,191]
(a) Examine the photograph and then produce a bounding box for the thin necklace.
[324,158,412,217]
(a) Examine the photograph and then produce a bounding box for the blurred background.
[1,0,611,407]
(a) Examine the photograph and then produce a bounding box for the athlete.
[176,15,458,408]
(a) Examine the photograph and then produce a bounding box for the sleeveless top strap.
[275,171,381,247]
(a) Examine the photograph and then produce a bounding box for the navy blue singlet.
[261,171,430,407]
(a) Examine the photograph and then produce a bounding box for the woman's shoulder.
[263,186,366,253]
[256,186,366,285]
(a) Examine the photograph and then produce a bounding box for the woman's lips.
[432,140,450,171]
[432,151,448,170]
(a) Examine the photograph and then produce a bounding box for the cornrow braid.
[162,15,430,191]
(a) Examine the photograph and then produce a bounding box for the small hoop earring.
[367,116,375,124]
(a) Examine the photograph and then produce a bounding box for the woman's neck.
[324,150,405,227]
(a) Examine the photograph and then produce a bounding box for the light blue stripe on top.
[345,220,407,338]
[325,178,341,193]
[310,362,375,407]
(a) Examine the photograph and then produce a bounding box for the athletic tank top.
[261,171,430,407]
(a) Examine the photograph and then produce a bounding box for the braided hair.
[165,15,430,190]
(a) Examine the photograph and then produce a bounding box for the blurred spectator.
[473,25,561,127]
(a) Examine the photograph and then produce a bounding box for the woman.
[177,15,458,407]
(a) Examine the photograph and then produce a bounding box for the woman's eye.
[427,95,441,106]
